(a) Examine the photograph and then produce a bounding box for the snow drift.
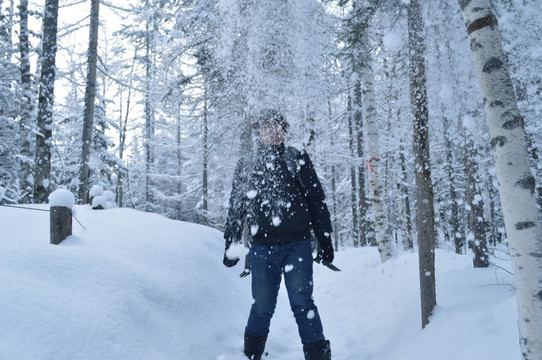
[0,205,519,359]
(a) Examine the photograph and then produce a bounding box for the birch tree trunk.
[458,1,542,357]
[18,0,33,203]
[34,0,59,203]
[408,0,437,329]
[363,69,391,262]
[78,0,100,204]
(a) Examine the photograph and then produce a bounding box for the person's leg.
[282,240,325,345]
[246,243,281,338]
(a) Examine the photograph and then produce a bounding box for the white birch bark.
[363,70,391,263]
[458,1,542,358]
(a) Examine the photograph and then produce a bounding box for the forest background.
[1,0,542,357]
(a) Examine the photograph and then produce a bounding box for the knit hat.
[252,109,289,132]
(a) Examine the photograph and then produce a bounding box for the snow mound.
[48,189,75,208]
[89,185,104,197]
[0,206,250,359]
[0,205,520,360]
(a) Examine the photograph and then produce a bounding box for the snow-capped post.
[48,189,75,245]
[457,0,542,358]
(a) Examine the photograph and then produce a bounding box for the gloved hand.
[223,252,239,267]
[318,235,334,264]
[223,240,240,267]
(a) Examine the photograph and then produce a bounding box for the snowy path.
[0,205,519,359]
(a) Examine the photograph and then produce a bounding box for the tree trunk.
[78,0,100,204]
[443,115,463,254]
[116,48,137,208]
[328,100,339,250]
[458,1,542,357]
[399,144,413,250]
[348,94,360,247]
[408,0,437,329]
[176,111,182,220]
[202,85,209,226]
[353,80,368,246]
[464,136,489,267]
[144,12,154,212]
[363,70,391,262]
[18,0,33,203]
[33,0,59,203]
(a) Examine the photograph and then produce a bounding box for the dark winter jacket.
[224,143,332,246]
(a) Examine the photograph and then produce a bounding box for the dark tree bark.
[348,94,360,247]
[443,115,463,254]
[326,100,339,250]
[464,136,489,267]
[202,85,209,226]
[353,79,368,246]
[18,0,34,203]
[78,0,100,204]
[144,10,155,212]
[34,0,59,203]
[399,144,413,250]
[116,48,137,208]
[175,112,183,220]
[408,0,437,329]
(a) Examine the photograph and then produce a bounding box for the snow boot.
[303,339,331,360]
[244,327,267,360]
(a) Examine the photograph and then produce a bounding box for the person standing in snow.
[223,109,334,360]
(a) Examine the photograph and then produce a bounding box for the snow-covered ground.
[0,205,519,360]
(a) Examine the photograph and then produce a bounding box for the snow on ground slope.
[0,205,519,360]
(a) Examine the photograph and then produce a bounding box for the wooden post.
[50,206,72,245]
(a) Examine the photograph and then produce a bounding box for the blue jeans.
[247,240,325,345]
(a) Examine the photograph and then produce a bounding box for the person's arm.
[223,159,249,267]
